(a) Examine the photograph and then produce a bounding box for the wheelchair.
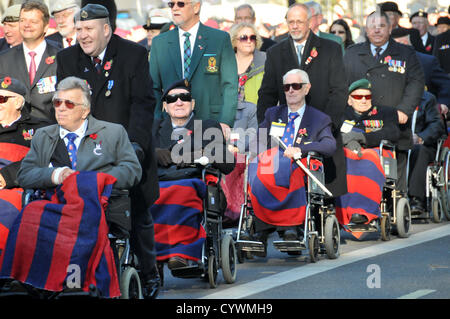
[156,163,237,289]
[236,152,340,263]
[376,140,411,241]
[0,188,143,299]
[413,137,450,223]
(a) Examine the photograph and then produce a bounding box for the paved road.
[158,220,450,300]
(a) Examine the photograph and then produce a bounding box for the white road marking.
[398,289,436,299]
[202,224,450,299]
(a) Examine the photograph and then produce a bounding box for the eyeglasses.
[283,83,306,92]
[168,1,191,8]
[239,35,257,42]
[53,98,84,109]
[165,92,192,104]
[330,30,345,34]
[0,95,16,103]
[351,94,372,100]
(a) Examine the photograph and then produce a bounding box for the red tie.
[66,37,72,47]
[29,51,37,85]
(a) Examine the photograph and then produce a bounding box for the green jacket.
[241,50,266,105]
[150,23,238,127]
[318,30,345,54]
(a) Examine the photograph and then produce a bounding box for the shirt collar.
[288,104,306,118]
[370,41,389,55]
[23,39,47,57]
[179,21,200,38]
[59,119,88,140]
[1,114,21,128]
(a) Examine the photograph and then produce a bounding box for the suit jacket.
[414,91,446,146]
[56,34,158,207]
[17,115,142,190]
[0,38,11,53]
[259,104,336,158]
[154,115,235,175]
[0,41,59,122]
[344,39,425,150]
[424,32,435,54]
[257,32,347,131]
[416,51,450,106]
[150,23,238,127]
[45,32,65,50]
[433,30,450,74]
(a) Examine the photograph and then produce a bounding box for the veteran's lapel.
[168,28,183,79]
[294,106,311,146]
[14,46,31,89]
[186,24,208,81]
[301,32,320,70]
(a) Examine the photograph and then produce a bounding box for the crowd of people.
[0,0,449,299]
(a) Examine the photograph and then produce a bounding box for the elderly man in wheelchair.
[152,79,235,283]
[335,79,400,238]
[239,69,337,256]
[0,77,142,298]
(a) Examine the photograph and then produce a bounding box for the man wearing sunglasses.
[344,9,425,193]
[56,4,161,298]
[150,0,238,140]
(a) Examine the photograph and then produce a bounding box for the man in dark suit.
[410,10,435,54]
[0,5,23,53]
[55,4,160,299]
[433,28,450,74]
[0,1,59,122]
[45,0,78,49]
[257,2,347,198]
[150,0,238,139]
[344,10,425,192]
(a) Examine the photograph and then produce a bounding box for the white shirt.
[287,103,306,138]
[91,47,106,63]
[178,22,200,78]
[51,119,88,184]
[23,40,47,73]
[370,42,389,58]
[63,36,76,48]
[421,33,428,47]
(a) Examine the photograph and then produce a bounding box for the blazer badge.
[206,57,218,73]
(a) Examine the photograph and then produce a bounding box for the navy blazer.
[259,104,336,157]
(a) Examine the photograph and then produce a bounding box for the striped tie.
[183,32,191,78]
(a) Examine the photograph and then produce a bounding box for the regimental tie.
[28,51,37,85]
[183,32,192,78]
[281,112,299,147]
[66,132,78,169]
[93,57,102,74]
[66,37,73,47]
[296,44,303,65]
[374,46,382,61]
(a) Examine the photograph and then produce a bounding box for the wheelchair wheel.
[324,215,340,259]
[380,215,391,241]
[395,197,411,238]
[221,234,237,284]
[442,148,450,220]
[120,266,143,299]
[308,233,319,263]
[207,254,219,289]
[431,197,443,223]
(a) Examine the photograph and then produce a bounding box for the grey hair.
[235,4,255,19]
[303,1,322,15]
[286,3,312,20]
[54,76,91,109]
[283,69,310,84]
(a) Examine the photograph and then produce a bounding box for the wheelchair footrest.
[171,264,205,279]
[347,223,378,233]
[237,240,266,253]
[273,240,306,252]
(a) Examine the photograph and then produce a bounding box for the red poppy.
[104,62,111,70]
[4,77,11,85]
[426,45,432,52]
[89,133,98,140]
[45,56,55,64]
[310,48,318,58]
[239,75,248,86]
[298,128,308,136]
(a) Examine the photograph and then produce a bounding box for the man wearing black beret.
[56,3,160,298]
[410,10,435,54]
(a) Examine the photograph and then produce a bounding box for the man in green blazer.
[150,0,238,137]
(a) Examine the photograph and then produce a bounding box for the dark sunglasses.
[168,1,191,8]
[283,83,306,92]
[0,95,16,103]
[239,35,257,42]
[165,92,192,104]
[53,98,84,109]
[331,30,345,34]
[351,94,372,100]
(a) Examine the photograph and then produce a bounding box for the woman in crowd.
[330,19,355,49]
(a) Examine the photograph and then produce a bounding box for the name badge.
[270,122,286,137]
[36,76,57,94]
[230,132,240,141]
[340,120,355,133]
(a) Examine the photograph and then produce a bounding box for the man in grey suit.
[0,1,59,122]
[18,76,141,190]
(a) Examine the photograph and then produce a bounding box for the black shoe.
[283,229,299,241]
[142,272,161,299]
[350,213,368,224]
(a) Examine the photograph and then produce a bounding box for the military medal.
[105,71,109,77]
[105,80,114,97]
